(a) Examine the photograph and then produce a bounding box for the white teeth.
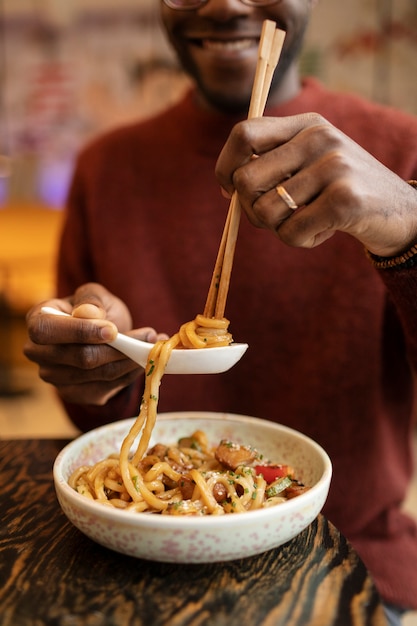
[202,39,254,51]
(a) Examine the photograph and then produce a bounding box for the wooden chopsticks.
[203,21,286,320]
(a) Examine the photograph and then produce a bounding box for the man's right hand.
[24,282,164,406]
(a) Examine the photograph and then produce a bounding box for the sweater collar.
[172,77,324,157]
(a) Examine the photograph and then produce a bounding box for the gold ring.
[276,185,298,210]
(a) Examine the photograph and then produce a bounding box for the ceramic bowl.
[53,412,332,563]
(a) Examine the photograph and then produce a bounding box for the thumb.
[129,327,170,344]
[72,302,107,320]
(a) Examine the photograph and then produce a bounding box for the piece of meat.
[147,444,168,460]
[214,440,257,471]
[178,475,195,500]
[284,484,309,499]
[212,482,228,503]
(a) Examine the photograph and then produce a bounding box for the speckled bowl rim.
[53,411,332,530]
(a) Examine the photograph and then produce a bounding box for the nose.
[198,0,252,20]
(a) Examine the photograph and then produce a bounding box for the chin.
[199,85,253,115]
[175,46,256,115]
[209,97,250,115]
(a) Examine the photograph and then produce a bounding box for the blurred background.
[1,0,416,211]
[0,3,416,620]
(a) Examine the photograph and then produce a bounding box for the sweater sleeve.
[375,264,417,372]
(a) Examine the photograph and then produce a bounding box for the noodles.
[178,315,232,349]
[125,314,232,468]
[68,314,308,515]
[69,428,308,515]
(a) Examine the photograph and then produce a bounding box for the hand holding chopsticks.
[203,21,285,320]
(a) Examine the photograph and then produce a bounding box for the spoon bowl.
[41,307,248,374]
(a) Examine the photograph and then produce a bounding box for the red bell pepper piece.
[254,464,293,483]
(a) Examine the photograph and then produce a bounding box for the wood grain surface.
[0,439,387,626]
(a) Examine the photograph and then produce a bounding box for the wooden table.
[0,439,387,626]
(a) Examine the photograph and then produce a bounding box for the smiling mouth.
[192,38,258,52]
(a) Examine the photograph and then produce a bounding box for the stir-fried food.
[69,430,308,515]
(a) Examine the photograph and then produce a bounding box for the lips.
[200,38,257,51]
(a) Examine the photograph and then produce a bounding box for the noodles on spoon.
[69,313,308,515]
[117,315,232,500]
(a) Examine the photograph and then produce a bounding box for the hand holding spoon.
[41,307,248,375]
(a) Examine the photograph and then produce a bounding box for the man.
[25,1,417,622]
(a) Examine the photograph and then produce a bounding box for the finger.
[128,327,169,344]
[43,355,141,405]
[30,308,117,344]
[72,303,107,320]
[71,283,110,319]
[53,373,140,406]
[24,340,126,370]
[72,282,133,331]
[219,126,330,224]
[243,163,323,230]
[215,113,327,193]
[276,194,339,249]
[37,351,140,384]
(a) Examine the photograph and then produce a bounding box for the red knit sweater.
[58,78,417,608]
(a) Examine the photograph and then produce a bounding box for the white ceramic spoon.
[41,306,248,374]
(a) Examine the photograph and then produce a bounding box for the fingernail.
[100,326,116,341]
